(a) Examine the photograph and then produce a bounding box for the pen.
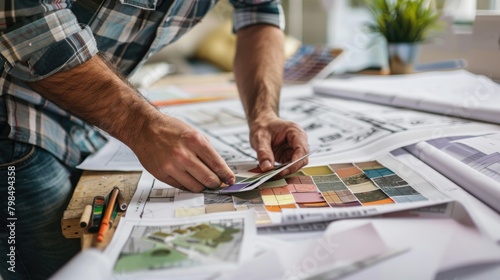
[414,59,467,72]
[115,187,128,211]
[109,203,119,228]
[97,187,119,242]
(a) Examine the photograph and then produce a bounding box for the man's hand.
[249,114,309,176]
[131,114,235,192]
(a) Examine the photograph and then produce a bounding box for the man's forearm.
[233,24,285,122]
[28,55,162,150]
[28,54,235,190]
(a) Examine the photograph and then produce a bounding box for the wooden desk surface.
[150,72,233,88]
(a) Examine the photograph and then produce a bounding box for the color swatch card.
[284,45,343,83]
[216,153,311,194]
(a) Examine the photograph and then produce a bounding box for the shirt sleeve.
[229,0,285,32]
[0,2,97,82]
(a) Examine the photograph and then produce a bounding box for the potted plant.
[365,0,441,74]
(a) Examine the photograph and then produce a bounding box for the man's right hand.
[131,113,235,192]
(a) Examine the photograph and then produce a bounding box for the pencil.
[97,187,119,242]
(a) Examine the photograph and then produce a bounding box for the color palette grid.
[258,160,427,212]
[172,161,428,223]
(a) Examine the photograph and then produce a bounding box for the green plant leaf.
[364,0,441,43]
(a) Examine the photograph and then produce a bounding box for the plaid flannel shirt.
[0,0,284,167]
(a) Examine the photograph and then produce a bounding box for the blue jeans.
[0,139,81,280]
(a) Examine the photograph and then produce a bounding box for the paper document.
[163,85,500,167]
[76,137,142,171]
[126,149,454,227]
[104,211,255,279]
[313,70,500,124]
[406,133,500,213]
[324,218,500,280]
[78,85,500,171]
[220,223,405,280]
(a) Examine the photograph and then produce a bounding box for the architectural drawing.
[163,93,499,165]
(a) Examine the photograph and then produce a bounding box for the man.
[0,0,308,279]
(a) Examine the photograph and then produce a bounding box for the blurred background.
[132,0,500,86]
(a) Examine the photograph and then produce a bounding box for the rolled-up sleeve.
[0,4,97,82]
[229,0,285,32]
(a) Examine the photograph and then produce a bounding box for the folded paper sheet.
[323,218,500,280]
[219,223,405,280]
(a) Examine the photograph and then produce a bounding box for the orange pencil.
[97,187,120,243]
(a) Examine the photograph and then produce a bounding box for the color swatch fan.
[284,45,343,83]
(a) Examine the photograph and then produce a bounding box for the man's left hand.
[249,115,309,176]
